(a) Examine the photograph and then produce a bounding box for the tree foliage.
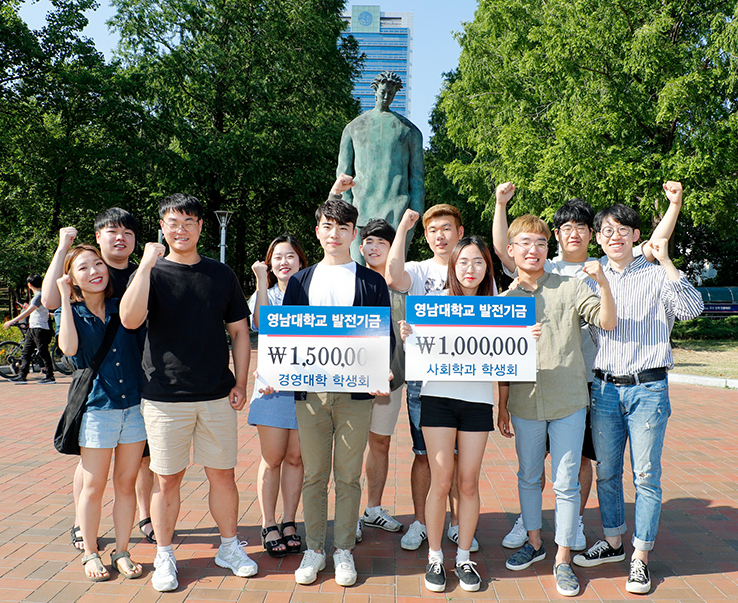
[1,0,361,295]
[439,0,738,281]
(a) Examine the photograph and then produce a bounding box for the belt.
[594,368,667,386]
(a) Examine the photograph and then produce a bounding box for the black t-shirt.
[110,263,138,299]
[139,256,250,402]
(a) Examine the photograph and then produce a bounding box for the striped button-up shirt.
[591,255,703,375]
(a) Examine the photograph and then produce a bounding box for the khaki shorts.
[369,388,403,437]
[141,397,237,475]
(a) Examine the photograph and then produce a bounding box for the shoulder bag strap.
[87,313,121,374]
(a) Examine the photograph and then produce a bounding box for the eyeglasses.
[513,240,548,252]
[558,224,590,236]
[600,225,631,238]
[456,259,487,271]
[162,219,199,232]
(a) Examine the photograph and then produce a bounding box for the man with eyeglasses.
[496,214,617,597]
[572,184,703,595]
[492,183,682,554]
[120,194,257,591]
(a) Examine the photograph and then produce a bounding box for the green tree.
[110,0,362,286]
[439,0,738,281]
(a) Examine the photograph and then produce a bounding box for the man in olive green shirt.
[496,214,616,598]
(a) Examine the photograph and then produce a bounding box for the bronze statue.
[337,71,425,263]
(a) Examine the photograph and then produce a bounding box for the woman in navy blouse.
[56,244,146,582]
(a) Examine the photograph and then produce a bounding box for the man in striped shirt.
[572,183,703,595]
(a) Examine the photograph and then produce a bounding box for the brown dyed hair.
[507,215,551,242]
[63,244,113,302]
[422,204,463,229]
[265,234,308,289]
[446,236,496,297]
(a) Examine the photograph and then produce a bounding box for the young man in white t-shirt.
[491,182,683,552]
[386,204,477,551]
[281,188,392,588]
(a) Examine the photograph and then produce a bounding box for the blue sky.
[19,0,478,146]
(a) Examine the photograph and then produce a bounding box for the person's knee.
[284,450,303,469]
[369,433,391,456]
[457,474,479,498]
[413,453,429,469]
[262,449,287,470]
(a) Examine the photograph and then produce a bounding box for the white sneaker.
[363,508,403,532]
[502,515,528,549]
[572,517,586,551]
[215,541,258,577]
[400,520,427,551]
[333,549,357,587]
[152,552,178,592]
[446,524,479,553]
[295,549,326,585]
[355,519,363,543]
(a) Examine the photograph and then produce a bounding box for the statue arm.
[408,127,425,214]
[337,128,355,204]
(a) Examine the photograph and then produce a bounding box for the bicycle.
[0,323,73,379]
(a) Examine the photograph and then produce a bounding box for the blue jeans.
[406,380,426,455]
[511,407,585,548]
[590,376,671,552]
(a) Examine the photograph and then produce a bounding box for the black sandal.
[279,521,302,554]
[70,525,84,551]
[138,517,157,544]
[261,525,287,558]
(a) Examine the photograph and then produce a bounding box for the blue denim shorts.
[79,405,147,449]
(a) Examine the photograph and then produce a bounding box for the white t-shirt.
[404,259,447,296]
[247,284,284,331]
[308,261,357,306]
[29,292,50,330]
[418,291,496,405]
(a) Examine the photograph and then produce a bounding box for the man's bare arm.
[41,227,78,310]
[226,317,251,410]
[642,181,683,263]
[493,182,517,273]
[385,209,419,292]
[119,242,164,329]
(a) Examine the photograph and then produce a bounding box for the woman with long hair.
[248,234,307,557]
[56,244,146,582]
[400,235,539,593]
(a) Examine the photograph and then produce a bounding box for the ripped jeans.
[590,376,671,551]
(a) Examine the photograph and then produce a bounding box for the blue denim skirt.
[247,390,298,430]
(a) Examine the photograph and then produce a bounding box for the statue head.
[371,71,403,111]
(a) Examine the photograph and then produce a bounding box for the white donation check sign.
[405,296,537,382]
[257,306,391,393]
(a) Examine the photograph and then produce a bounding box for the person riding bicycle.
[3,274,55,384]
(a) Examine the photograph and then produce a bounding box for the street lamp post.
[214,210,233,264]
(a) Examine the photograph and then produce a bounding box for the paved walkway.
[1,354,737,602]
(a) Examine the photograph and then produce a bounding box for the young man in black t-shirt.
[120,194,255,592]
[41,208,157,548]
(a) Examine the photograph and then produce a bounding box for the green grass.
[672,339,738,379]
[0,325,22,343]
[672,316,738,340]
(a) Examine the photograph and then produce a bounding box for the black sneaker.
[9,375,27,384]
[572,539,625,567]
[454,560,481,592]
[424,559,446,592]
[38,377,56,385]
[626,558,651,594]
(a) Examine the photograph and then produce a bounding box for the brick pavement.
[1,353,737,602]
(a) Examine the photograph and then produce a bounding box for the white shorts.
[369,388,403,437]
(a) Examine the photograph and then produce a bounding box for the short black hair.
[94,207,138,235]
[159,193,203,220]
[553,199,594,230]
[27,274,42,288]
[360,219,395,244]
[594,204,641,232]
[315,198,358,228]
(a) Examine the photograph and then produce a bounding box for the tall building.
[341,5,414,118]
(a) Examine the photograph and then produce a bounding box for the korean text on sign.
[405,296,536,382]
[257,306,391,393]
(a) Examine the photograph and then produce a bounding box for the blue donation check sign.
[405,296,537,382]
[257,306,391,393]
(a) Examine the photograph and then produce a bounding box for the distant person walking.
[4,274,55,384]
